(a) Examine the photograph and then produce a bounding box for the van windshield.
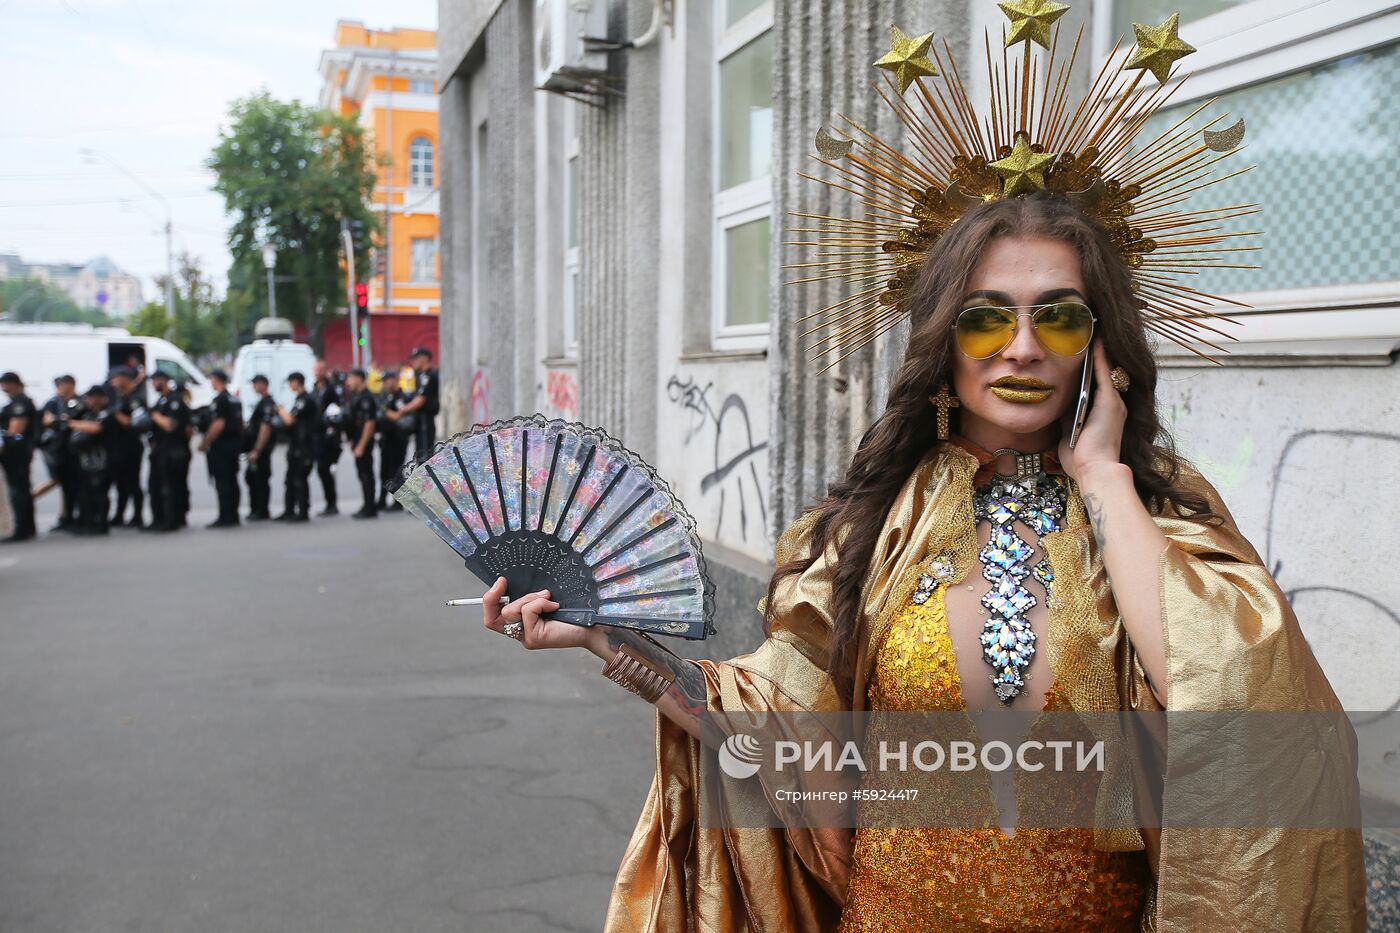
[155,358,198,385]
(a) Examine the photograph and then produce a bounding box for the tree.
[207,91,380,355]
[127,252,253,358]
[0,278,116,325]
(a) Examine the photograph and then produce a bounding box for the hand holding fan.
[391,414,717,640]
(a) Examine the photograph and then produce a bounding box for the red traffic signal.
[354,282,369,311]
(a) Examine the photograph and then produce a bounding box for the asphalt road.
[0,450,658,933]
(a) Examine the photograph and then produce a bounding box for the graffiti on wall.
[469,368,490,428]
[546,370,578,420]
[666,374,768,542]
[1255,429,1400,718]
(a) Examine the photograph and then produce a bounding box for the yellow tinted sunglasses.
[952,301,1097,359]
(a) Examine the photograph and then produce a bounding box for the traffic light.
[354,282,369,314]
[347,218,367,255]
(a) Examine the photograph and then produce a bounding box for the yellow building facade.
[319,21,440,364]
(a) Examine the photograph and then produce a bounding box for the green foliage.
[0,278,117,325]
[126,253,252,358]
[207,91,380,354]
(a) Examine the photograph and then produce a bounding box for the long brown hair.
[764,192,1223,706]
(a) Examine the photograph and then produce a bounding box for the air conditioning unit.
[535,0,611,96]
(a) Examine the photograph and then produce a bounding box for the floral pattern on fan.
[391,413,717,640]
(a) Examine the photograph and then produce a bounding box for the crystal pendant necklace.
[971,449,1068,704]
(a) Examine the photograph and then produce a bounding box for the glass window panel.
[724,215,771,326]
[719,31,774,190]
[568,155,580,249]
[1132,44,1400,294]
[565,267,580,350]
[1112,0,1250,37]
[411,238,438,281]
[725,0,768,28]
[409,136,435,187]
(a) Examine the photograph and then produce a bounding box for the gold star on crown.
[872,24,938,96]
[990,132,1054,198]
[998,0,1070,50]
[1126,12,1196,83]
[787,3,1260,371]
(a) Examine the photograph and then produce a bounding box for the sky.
[0,0,438,301]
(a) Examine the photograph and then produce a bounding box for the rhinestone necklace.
[970,450,1068,704]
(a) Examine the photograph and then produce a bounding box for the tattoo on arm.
[1083,490,1110,580]
[599,627,727,750]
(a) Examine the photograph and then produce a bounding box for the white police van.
[229,318,317,421]
[0,322,214,409]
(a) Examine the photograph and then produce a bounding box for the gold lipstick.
[988,375,1053,404]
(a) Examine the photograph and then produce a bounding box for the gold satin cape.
[602,441,1368,932]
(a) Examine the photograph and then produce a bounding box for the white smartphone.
[1068,343,1094,450]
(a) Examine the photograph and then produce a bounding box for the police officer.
[343,368,379,519]
[376,370,411,511]
[66,384,117,536]
[199,369,243,528]
[313,360,343,516]
[274,371,319,522]
[41,374,84,532]
[0,371,37,542]
[145,370,191,532]
[107,365,146,528]
[244,375,278,521]
[395,347,439,462]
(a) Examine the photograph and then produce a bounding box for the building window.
[410,237,438,282]
[563,100,581,357]
[409,78,433,94]
[712,1,773,350]
[409,135,435,188]
[1096,0,1400,350]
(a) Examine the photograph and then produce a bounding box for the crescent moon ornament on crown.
[787,2,1261,372]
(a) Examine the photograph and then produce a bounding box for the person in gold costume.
[478,5,1369,930]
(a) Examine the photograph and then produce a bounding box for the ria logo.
[718,733,763,779]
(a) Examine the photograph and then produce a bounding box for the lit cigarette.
[445,595,511,607]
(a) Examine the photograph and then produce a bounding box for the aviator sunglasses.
[952,301,1097,359]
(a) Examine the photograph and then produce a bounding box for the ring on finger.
[502,620,525,641]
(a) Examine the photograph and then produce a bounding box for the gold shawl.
[603,441,1367,932]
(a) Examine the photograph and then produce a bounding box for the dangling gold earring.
[929,382,959,440]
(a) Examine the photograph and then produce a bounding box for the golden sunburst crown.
[787,2,1260,371]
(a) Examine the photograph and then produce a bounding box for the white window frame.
[408,135,435,189]
[711,1,774,351]
[408,78,433,94]
[563,101,581,358]
[1095,0,1400,360]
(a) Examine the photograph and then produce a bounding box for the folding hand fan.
[391,414,717,640]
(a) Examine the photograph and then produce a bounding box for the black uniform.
[315,379,343,513]
[281,391,320,520]
[377,388,411,509]
[1,391,37,539]
[110,386,145,526]
[148,388,191,530]
[411,367,439,460]
[40,394,84,529]
[206,389,243,526]
[70,401,117,535]
[244,393,278,519]
[345,387,379,515]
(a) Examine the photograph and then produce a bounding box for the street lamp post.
[80,148,174,319]
[262,243,278,319]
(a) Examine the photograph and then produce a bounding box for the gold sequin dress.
[837,572,1150,932]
